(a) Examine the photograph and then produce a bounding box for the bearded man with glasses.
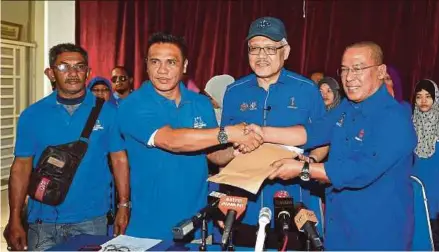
[5,43,130,251]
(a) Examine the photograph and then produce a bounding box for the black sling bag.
[28,98,105,206]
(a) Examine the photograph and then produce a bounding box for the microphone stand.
[199,213,208,251]
[226,229,234,251]
[306,239,311,251]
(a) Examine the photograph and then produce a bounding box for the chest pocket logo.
[336,113,346,127]
[354,129,365,142]
[92,120,104,131]
[287,97,298,109]
[193,116,207,129]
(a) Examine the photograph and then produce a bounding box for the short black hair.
[147,32,188,60]
[49,43,88,66]
[112,66,132,77]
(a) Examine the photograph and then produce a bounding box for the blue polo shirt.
[14,90,124,223]
[117,81,217,240]
[221,68,326,228]
[304,85,416,250]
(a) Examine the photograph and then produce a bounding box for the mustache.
[65,78,81,83]
[256,60,270,64]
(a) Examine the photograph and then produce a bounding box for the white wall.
[1,0,31,41]
[43,1,76,97]
[2,0,76,101]
[29,1,76,100]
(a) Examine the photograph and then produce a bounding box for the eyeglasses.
[102,244,130,251]
[91,88,110,93]
[52,63,89,73]
[248,45,286,55]
[337,65,380,77]
[111,75,128,83]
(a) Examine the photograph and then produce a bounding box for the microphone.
[255,207,272,252]
[172,191,226,239]
[293,203,324,251]
[218,195,248,248]
[273,190,294,234]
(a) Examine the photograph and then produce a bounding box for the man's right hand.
[226,123,263,153]
[4,221,28,251]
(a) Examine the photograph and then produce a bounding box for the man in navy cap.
[218,17,327,247]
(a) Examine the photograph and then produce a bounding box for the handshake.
[225,123,265,154]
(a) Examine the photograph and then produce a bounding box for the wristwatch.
[117,201,132,209]
[300,162,310,181]
[217,126,228,144]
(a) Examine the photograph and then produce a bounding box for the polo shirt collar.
[141,80,191,106]
[250,68,288,87]
[349,84,392,117]
[44,89,95,107]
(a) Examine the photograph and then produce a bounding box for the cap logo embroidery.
[258,19,271,29]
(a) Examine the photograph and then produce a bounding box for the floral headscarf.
[412,79,439,158]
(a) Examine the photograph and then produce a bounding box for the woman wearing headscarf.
[88,76,117,106]
[385,65,411,116]
[203,74,235,124]
[385,65,404,102]
[412,79,439,247]
[318,77,342,111]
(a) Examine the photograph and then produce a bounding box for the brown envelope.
[208,143,299,194]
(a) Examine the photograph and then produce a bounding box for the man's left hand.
[269,158,303,180]
[113,207,130,236]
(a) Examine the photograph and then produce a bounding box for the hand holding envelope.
[208,143,303,194]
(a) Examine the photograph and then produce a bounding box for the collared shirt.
[15,90,124,223]
[304,85,416,250]
[117,81,217,240]
[113,92,122,106]
[221,68,326,228]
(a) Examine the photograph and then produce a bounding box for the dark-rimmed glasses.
[111,76,128,83]
[337,65,380,77]
[248,45,286,55]
[51,63,89,73]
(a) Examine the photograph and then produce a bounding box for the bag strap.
[80,98,105,140]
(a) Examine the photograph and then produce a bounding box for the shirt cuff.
[147,129,158,147]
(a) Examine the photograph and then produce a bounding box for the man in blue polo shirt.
[218,17,327,241]
[246,41,416,250]
[117,32,262,240]
[5,43,130,251]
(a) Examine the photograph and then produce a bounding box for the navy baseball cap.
[246,17,287,42]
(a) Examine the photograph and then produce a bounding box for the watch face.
[218,129,228,144]
[300,173,310,181]
[218,132,228,144]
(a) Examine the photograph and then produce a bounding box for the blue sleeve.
[117,99,164,145]
[325,110,417,190]
[105,105,125,153]
[309,85,326,123]
[220,88,235,127]
[14,109,36,157]
[202,97,219,128]
[303,106,342,149]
